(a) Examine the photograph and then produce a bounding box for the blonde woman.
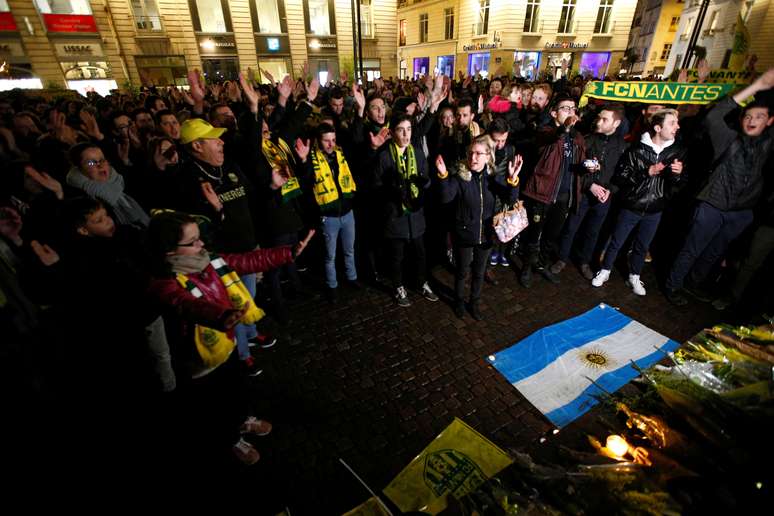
[435,135,522,320]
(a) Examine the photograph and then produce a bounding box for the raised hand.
[209,83,223,99]
[26,167,64,200]
[670,159,683,175]
[352,83,366,117]
[478,94,484,114]
[277,74,293,101]
[187,69,206,105]
[368,127,391,149]
[340,70,349,85]
[754,67,774,90]
[30,240,60,266]
[677,68,688,83]
[508,154,523,179]
[697,58,711,83]
[260,67,275,85]
[238,72,260,113]
[50,110,77,145]
[462,74,472,89]
[417,91,427,111]
[294,137,311,162]
[226,80,242,102]
[201,182,223,212]
[306,77,320,103]
[435,154,448,177]
[79,111,103,140]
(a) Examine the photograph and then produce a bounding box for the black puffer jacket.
[439,164,519,246]
[614,134,686,214]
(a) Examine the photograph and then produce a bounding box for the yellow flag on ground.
[342,496,392,516]
[729,13,750,71]
[383,418,513,514]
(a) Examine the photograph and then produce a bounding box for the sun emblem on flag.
[579,348,614,370]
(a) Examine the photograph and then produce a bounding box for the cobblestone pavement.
[246,258,718,514]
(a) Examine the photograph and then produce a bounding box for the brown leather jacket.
[522,124,586,204]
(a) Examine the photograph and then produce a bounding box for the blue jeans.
[558,195,611,264]
[666,202,754,290]
[602,209,661,275]
[234,272,258,360]
[322,210,357,288]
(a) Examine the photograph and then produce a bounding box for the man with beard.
[551,104,627,280]
[520,95,585,288]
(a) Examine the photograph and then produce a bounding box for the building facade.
[0,0,397,93]
[664,0,772,75]
[397,0,638,81]
[627,0,684,77]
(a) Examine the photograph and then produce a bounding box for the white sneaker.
[627,274,646,296]
[591,269,610,287]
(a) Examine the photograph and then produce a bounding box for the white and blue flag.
[490,304,678,428]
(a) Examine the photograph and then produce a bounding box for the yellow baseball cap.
[179,118,226,144]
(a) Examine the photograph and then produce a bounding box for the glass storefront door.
[513,51,540,80]
[412,57,429,78]
[437,55,454,77]
[545,52,573,80]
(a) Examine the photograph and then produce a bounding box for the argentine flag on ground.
[490,304,679,428]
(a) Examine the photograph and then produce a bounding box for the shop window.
[594,0,613,34]
[33,0,92,14]
[474,0,489,36]
[132,0,163,31]
[514,51,540,80]
[399,19,406,46]
[360,0,374,38]
[523,0,540,33]
[254,0,283,34]
[413,57,429,78]
[363,59,381,81]
[660,44,671,60]
[190,0,231,33]
[579,52,610,79]
[419,14,428,43]
[305,0,335,36]
[467,52,489,78]
[558,0,576,34]
[437,55,454,76]
[444,8,454,40]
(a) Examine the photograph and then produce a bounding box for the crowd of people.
[2,64,773,477]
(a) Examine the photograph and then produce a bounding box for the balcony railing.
[135,16,163,32]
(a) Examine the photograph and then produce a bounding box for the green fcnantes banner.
[579,81,741,107]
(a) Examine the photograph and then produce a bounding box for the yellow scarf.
[262,138,301,202]
[389,142,420,213]
[310,147,356,209]
[176,256,265,370]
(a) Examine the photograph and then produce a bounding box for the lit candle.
[606,435,629,458]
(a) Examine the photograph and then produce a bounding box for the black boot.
[453,300,465,319]
[470,300,483,321]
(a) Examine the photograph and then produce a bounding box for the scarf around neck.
[166,249,210,275]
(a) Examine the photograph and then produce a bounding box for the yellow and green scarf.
[176,256,265,370]
[389,142,420,213]
[310,147,356,209]
[263,137,301,202]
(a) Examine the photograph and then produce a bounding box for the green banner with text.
[580,81,740,107]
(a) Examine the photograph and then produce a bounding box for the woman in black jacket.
[436,135,522,320]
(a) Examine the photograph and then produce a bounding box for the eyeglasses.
[84,158,107,168]
[468,150,490,158]
[177,236,202,247]
[557,105,578,113]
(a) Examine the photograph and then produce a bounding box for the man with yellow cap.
[174,117,271,376]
